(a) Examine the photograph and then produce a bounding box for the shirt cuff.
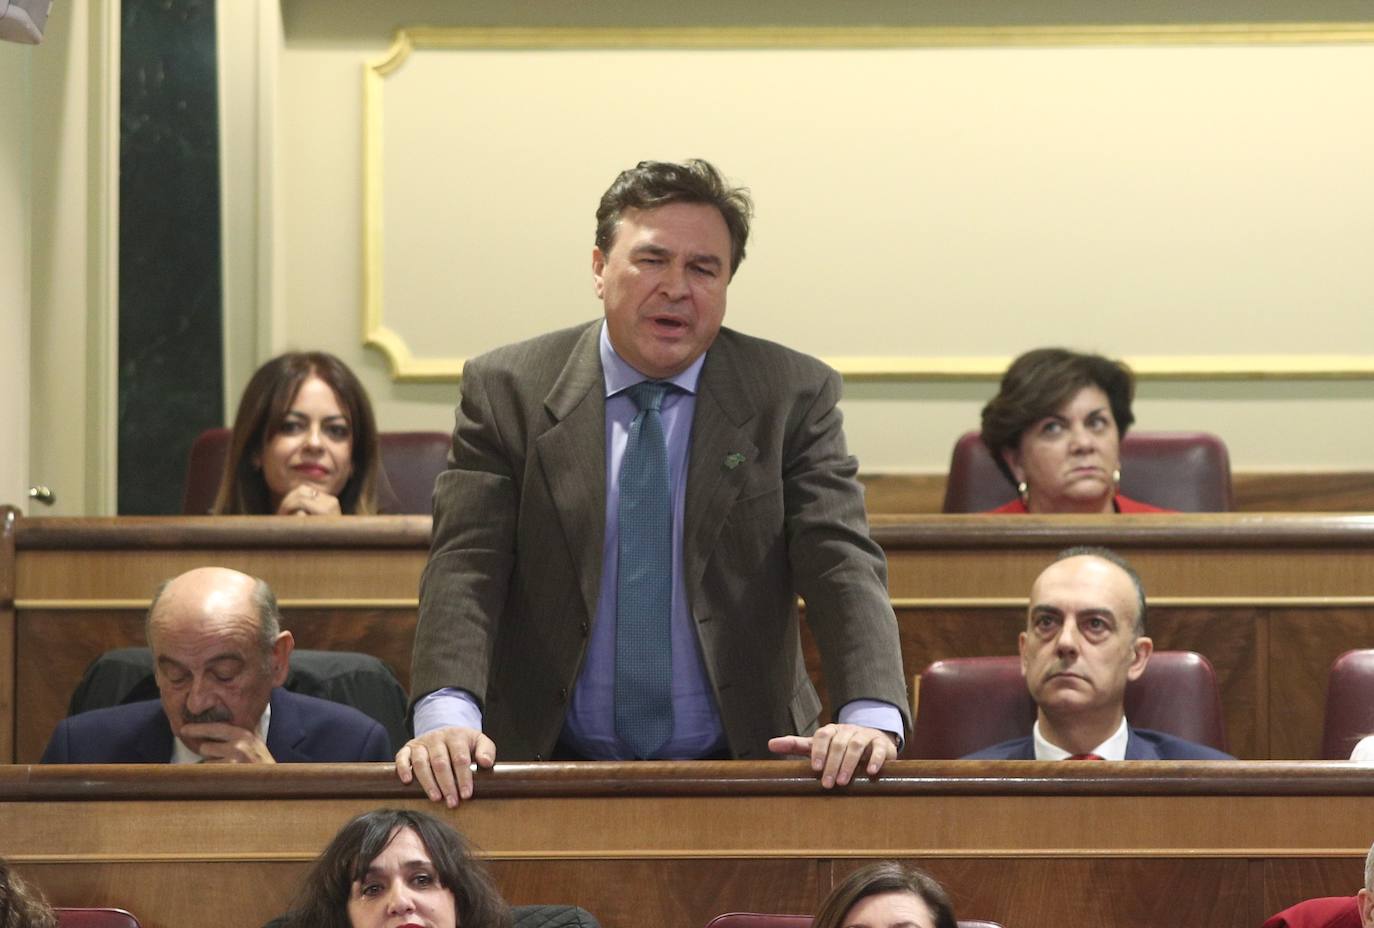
[837,699,905,752]
[412,687,483,737]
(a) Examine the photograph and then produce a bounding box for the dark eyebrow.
[688,253,723,269]
[284,409,350,422]
[359,860,432,881]
[629,244,672,259]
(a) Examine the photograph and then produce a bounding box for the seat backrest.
[180,427,450,515]
[909,651,1227,759]
[941,429,1234,513]
[1321,650,1374,759]
[512,904,604,928]
[56,909,143,928]
[702,916,1001,928]
[66,647,410,754]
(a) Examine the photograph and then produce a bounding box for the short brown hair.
[279,809,511,928]
[212,351,383,514]
[812,861,957,928]
[594,159,753,274]
[0,858,57,928]
[980,347,1136,488]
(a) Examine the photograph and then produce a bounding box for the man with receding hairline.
[41,566,390,763]
[965,546,1233,761]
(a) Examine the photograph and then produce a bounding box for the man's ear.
[592,247,607,298]
[1017,630,1030,678]
[1125,635,1153,682]
[269,630,295,688]
[1358,888,1374,928]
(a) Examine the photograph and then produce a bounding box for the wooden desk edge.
[7,761,1374,800]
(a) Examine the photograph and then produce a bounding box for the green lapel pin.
[723,452,745,470]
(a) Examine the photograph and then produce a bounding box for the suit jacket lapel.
[265,688,307,762]
[534,323,607,623]
[684,335,757,599]
[1123,726,1159,760]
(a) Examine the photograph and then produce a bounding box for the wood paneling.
[12,514,1374,762]
[1,764,1371,928]
[1263,857,1366,918]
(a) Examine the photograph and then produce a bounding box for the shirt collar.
[599,320,704,398]
[170,702,272,764]
[1031,715,1129,761]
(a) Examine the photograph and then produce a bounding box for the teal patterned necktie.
[615,381,674,758]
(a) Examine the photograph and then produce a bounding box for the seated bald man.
[964,546,1234,761]
[41,567,390,764]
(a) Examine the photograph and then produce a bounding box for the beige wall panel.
[372,41,1374,364]
[272,25,1374,473]
[0,42,31,509]
[25,1,120,515]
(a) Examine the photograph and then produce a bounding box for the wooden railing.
[1,761,1370,928]
[6,510,1374,762]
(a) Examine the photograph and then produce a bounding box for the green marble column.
[118,0,223,514]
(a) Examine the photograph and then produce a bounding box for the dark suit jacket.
[40,687,392,763]
[410,321,910,759]
[962,725,1235,760]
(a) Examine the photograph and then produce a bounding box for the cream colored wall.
[25,1,120,516]
[232,5,1374,476]
[0,39,32,509]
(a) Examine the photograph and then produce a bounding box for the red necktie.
[1067,753,1104,760]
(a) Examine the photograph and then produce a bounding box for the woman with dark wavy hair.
[812,861,958,928]
[980,347,1167,514]
[213,351,384,515]
[277,808,511,928]
[0,858,57,928]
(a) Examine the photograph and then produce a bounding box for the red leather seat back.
[56,909,143,928]
[1321,650,1374,759]
[909,651,1228,759]
[941,429,1234,513]
[181,427,450,515]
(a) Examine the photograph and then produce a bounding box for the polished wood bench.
[6,510,1374,762]
[1,761,1369,928]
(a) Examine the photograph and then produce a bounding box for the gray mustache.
[182,706,233,725]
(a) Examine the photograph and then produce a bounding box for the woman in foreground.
[812,861,958,928]
[277,808,511,928]
[0,857,57,928]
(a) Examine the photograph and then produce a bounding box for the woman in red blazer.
[980,348,1170,514]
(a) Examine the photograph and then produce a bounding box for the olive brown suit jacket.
[409,321,910,760]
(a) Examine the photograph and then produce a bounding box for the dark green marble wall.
[118,0,223,514]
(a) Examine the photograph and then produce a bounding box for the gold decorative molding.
[361,24,1374,384]
[388,24,1374,51]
